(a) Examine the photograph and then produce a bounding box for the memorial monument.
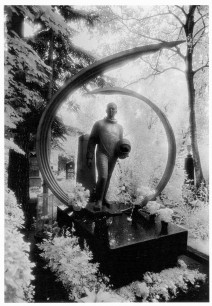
[86,102,131,211]
[37,41,188,283]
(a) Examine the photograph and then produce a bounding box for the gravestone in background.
[58,155,70,173]
[29,152,41,188]
[66,157,75,179]
[76,134,96,193]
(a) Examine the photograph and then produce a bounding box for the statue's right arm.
[86,122,99,164]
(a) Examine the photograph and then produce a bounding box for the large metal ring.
[36,41,183,205]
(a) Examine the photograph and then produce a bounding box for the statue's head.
[106,102,117,120]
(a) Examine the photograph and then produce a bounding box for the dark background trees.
[5,5,100,212]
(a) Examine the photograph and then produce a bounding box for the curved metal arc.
[36,41,183,205]
[87,87,176,201]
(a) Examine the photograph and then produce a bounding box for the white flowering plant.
[145,201,161,215]
[77,287,126,302]
[142,259,206,302]
[37,228,109,301]
[116,259,207,302]
[67,183,90,211]
[133,185,155,204]
[158,208,174,222]
[5,188,35,302]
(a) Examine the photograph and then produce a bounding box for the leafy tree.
[94,5,208,188]
[5,5,101,210]
[5,6,50,210]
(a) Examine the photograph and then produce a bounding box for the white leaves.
[141,261,206,302]
[5,188,35,302]
[67,183,90,210]
[78,288,125,303]
[38,231,100,300]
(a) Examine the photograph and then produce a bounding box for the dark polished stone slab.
[57,205,188,287]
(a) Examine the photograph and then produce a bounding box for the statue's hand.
[87,158,92,169]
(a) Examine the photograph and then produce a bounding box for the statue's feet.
[93,200,102,211]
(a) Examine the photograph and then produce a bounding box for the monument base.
[85,201,131,216]
[57,204,188,287]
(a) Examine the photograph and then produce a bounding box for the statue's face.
[106,104,117,119]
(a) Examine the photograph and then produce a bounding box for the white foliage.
[38,231,101,300]
[4,188,35,302]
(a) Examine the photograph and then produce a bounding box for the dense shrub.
[117,259,207,302]
[37,228,109,301]
[172,182,209,240]
[5,188,35,302]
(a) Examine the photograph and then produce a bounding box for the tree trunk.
[8,131,30,211]
[184,6,205,188]
[43,29,54,194]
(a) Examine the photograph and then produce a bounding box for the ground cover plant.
[37,227,112,301]
[5,188,35,302]
[116,259,207,302]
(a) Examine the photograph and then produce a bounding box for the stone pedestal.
[76,134,96,193]
[57,205,188,287]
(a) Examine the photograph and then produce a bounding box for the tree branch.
[193,6,208,48]
[108,7,171,23]
[123,66,185,88]
[116,16,166,43]
[177,25,184,40]
[193,26,206,39]
[194,12,209,24]
[167,7,184,26]
[108,7,168,43]
[193,61,209,75]
[153,66,185,75]
[123,74,155,87]
[175,5,187,17]
[196,6,208,24]
[193,25,208,47]
[161,25,181,36]
[170,46,185,60]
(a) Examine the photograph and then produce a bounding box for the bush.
[5,188,35,302]
[37,228,108,301]
[172,183,209,240]
[117,259,207,302]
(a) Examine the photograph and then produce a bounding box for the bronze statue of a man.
[86,103,123,211]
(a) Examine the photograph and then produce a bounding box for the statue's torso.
[97,119,122,157]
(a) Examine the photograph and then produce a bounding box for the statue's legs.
[103,157,117,207]
[95,152,108,210]
[95,151,117,210]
